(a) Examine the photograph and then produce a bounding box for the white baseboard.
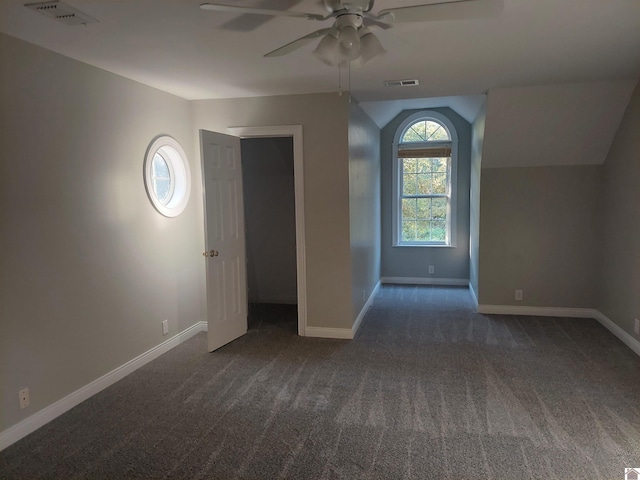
[303,281,382,340]
[477,305,596,318]
[304,327,353,339]
[477,305,640,358]
[592,311,640,357]
[352,280,381,337]
[0,321,207,452]
[381,277,469,286]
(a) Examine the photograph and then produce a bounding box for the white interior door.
[200,129,247,352]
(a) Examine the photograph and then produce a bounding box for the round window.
[144,136,191,217]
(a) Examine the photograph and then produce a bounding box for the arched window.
[392,111,458,246]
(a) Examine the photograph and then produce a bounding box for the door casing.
[228,125,307,336]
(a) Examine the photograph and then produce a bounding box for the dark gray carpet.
[1,285,639,479]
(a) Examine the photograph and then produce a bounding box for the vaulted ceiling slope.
[482,80,638,167]
[1,0,639,102]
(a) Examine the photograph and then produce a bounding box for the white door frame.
[228,125,307,337]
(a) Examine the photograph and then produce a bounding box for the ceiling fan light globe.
[339,25,360,50]
[359,30,386,63]
[313,33,341,66]
[340,43,361,61]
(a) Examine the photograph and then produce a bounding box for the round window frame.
[144,136,191,218]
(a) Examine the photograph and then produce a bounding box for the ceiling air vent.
[384,79,420,87]
[25,1,98,26]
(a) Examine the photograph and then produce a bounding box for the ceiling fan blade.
[219,0,303,32]
[200,3,327,21]
[377,0,504,23]
[362,13,393,30]
[264,28,333,57]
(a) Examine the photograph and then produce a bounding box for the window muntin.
[151,152,173,205]
[392,112,458,247]
[144,136,191,217]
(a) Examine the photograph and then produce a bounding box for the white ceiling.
[1,0,639,108]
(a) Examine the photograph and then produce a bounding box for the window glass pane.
[417,174,431,195]
[401,159,450,197]
[152,153,170,178]
[400,197,449,243]
[403,173,417,195]
[432,198,447,219]
[402,198,417,219]
[425,121,450,141]
[416,220,430,241]
[401,120,450,143]
[417,158,430,173]
[403,121,426,142]
[154,179,172,204]
[431,173,447,194]
[430,158,448,172]
[402,220,416,241]
[402,158,417,173]
[152,153,172,204]
[416,198,429,219]
[431,221,447,242]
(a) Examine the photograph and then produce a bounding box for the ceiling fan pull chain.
[348,61,352,103]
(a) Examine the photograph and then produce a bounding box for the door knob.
[202,249,219,257]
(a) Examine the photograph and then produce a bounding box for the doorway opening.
[228,125,307,336]
[241,137,297,334]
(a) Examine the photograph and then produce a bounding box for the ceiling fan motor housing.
[324,0,374,14]
[336,13,363,31]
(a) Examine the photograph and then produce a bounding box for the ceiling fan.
[200,0,504,67]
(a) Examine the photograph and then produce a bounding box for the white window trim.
[392,111,458,247]
[144,136,191,218]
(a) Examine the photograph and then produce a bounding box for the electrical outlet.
[19,388,30,409]
[428,265,435,274]
[515,289,524,301]
[162,320,169,336]
[634,318,639,335]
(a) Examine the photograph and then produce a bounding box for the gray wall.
[469,102,486,300]
[477,166,601,307]
[191,93,354,330]
[380,108,471,281]
[348,102,381,319]
[598,80,640,339]
[474,81,635,309]
[241,138,297,305]
[0,33,204,432]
